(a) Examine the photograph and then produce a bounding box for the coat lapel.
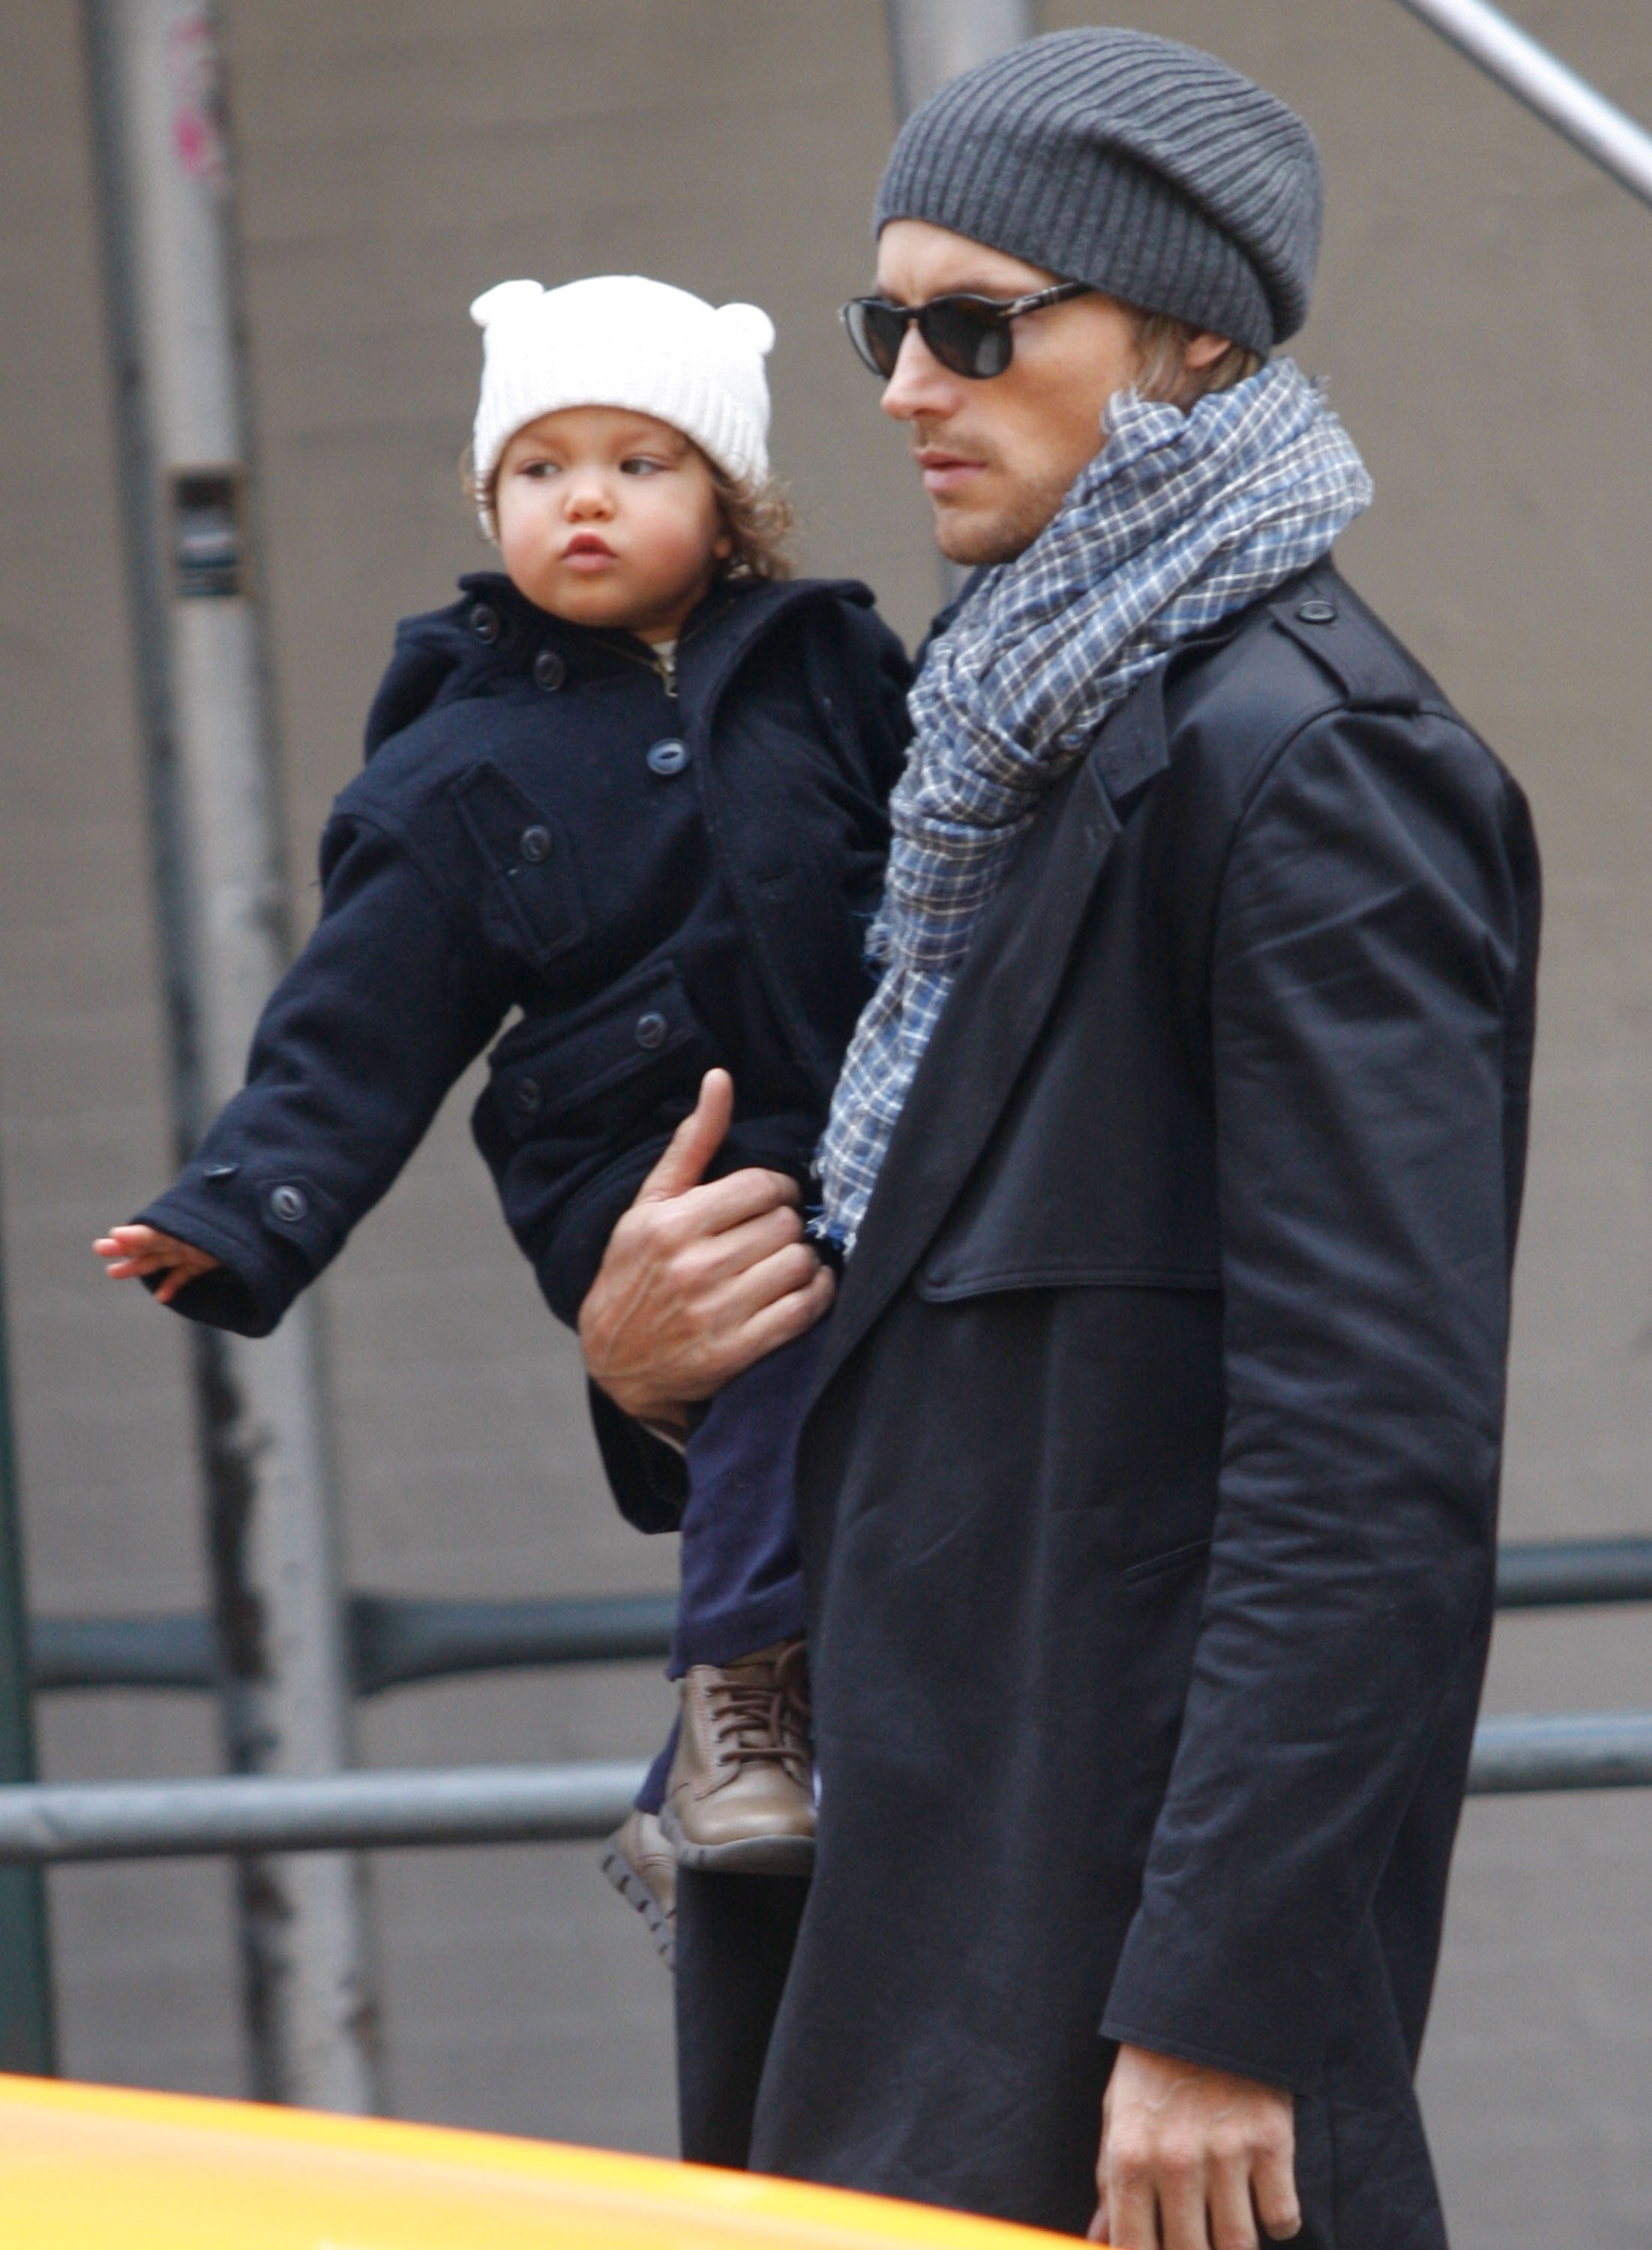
[815,664,1171,1391]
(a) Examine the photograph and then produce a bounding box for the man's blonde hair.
[1132,312,1263,410]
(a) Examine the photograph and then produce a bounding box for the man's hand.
[577,1069,835,1432]
[1092,2044,1300,2250]
[94,1223,221,1305]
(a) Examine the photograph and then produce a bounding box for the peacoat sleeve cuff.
[132,1178,322,1340]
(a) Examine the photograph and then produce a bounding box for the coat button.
[268,1184,309,1225]
[634,1011,668,1051]
[646,739,689,777]
[533,648,566,691]
[1296,598,1337,624]
[469,602,501,644]
[511,1077,543,1117]
[519,825,552,864]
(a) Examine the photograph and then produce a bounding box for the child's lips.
[562,535,615,568]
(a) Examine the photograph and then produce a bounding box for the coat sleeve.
[134,813,511,1337]
[1099,704,1539,2092]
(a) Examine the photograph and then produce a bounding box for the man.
[580,28,1540,2250]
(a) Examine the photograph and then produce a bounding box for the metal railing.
[2,1535,1647,1870]
[1,1704,1651,1870]
[28,1539,1652,1698]
[1393,0,1652,212]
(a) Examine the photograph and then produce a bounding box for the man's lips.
[914,448,986,497]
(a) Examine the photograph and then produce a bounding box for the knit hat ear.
[715,302,775,358]
[470,278,545,332]
[469,273,776,537]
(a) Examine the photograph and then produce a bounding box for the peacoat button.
[267,1184,309,1225]
[646,738,689,777]
[1296,597,1337,624]
[532,647,566,692]
[511,1076,543,1116]
[634,1011,668,1051]
[519,825,552,864]
[469,602,501,644]
[203,1162,239,1182]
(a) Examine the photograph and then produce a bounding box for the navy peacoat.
[136,570,911,1389]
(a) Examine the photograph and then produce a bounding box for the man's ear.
[1184,330,1233,374]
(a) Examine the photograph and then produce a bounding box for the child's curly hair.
[709,469,793,582]
[465,450,793,584]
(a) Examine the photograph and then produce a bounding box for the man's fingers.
[636,1070,735,1204]
[1252,2145,1301,2241]
[723,1261,835,1362]
[1207,2159,1261,2250]
[668,1202,811,1298]
[1102,2159,1159,2250]
[648,1167,802,1247]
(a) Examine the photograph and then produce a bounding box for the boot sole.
[658,1801,816,1876]
[598,1835,676,1970]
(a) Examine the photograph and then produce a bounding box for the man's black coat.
[622,566,1540,2245]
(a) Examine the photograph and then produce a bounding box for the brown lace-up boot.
[660,1638,815,1874]
[598,1808,677,1968]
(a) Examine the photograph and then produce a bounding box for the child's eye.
[620,456,667,477]
[518,459,557,479]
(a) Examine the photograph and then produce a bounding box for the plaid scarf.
[815,356,1372,1255]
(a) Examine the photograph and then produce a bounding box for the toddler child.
[96,274,911,1966]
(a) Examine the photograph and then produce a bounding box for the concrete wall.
[1,1,1648,2240]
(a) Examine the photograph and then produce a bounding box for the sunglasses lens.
[844,300,904,377]
[922,300,1012,379]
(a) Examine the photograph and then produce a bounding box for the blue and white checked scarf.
[815,356,1372,1255]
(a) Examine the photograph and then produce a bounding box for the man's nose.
[879,326,964,423]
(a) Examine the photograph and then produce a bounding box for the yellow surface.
[0,2074,1081,2248]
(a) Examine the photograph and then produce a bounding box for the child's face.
[493,406,731,643]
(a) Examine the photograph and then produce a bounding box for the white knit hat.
[470,275,775,532]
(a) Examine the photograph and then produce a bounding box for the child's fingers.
[94,1223,220,1291]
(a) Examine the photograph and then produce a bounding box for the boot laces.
[706,1646,810,1771]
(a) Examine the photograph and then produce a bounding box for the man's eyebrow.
[874,275,1030,304]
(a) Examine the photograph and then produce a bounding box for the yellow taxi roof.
[0,2074,1078,2248]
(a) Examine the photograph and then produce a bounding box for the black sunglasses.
[840,280,1092,380]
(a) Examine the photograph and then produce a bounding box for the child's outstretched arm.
[94,1222,221,1305]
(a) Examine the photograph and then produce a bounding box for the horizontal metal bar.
[28,1612,214,1693]
[0,1711,1648,1864]
[1495,1536,1652,1609]
[1393,0,1652,212]
[1466,1711,1652,1795]
[0,1760,649,1864]
[349,1592,675,1693]
[29,1540,1650,1698]
[28,1592,676,1696]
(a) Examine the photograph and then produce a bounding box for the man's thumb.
[638,1069,734,1202]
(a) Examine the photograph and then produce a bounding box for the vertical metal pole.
[883,0,1033,124]
[0,1175,56,2074]
[883,0,1035,606]
[81,0,378,2110]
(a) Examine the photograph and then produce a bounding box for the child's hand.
[94,1224,222,1305]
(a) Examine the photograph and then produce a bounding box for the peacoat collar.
[814,659,1173,1394]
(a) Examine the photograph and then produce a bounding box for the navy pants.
[635,1325,823,1814]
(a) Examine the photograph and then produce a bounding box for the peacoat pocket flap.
[451,760,588,968]
[482,958,717,1142]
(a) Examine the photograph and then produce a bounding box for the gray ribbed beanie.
[874,28,1322,352]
